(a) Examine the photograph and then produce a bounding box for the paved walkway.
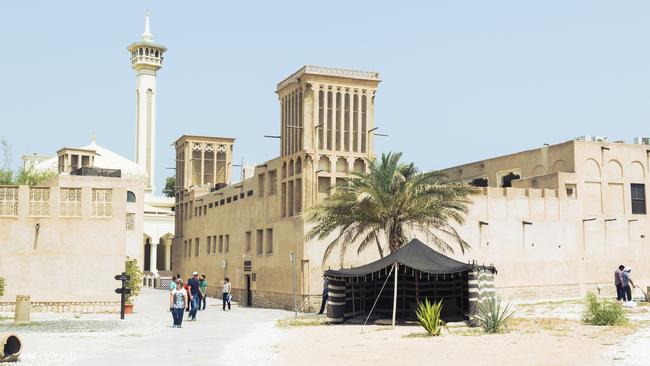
[4,289,291,366]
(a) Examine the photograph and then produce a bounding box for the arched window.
[138,48,143,56]
[127,191,136,203]
[155,50,159,58]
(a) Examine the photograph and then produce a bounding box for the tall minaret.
[127,13,166,193]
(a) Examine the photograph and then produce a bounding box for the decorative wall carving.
[91,189,113,217]
[0,187,18,216]
[60,188,82,217]
[28,187,50,216]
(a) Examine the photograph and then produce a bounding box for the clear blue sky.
[1,1,649,193]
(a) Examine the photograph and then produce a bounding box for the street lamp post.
[290,251,297,318]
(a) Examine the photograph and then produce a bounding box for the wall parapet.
[482,186,561,198]
[0,301,120,314]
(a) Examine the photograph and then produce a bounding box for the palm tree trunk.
[375,236,384,258]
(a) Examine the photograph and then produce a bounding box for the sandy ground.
[2,290,649,366]
[270,301,650,366]
[272,321,624,366]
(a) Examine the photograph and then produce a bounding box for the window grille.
[0,187,18,216]
[28,187,50,216]
[631,183,646,215]
[91,189,112,217]
[60,188,82,217]
[126,213,135,231]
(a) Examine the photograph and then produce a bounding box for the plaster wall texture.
[0,174,144,307]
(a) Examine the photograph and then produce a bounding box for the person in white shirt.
[222,277,231,311]
[169,279,188,328]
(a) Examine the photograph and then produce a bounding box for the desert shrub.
[472,295,516,333]
[0,277,5,297]
[416,298,447,336]
[124,258,142,304]
[583,292,626,326]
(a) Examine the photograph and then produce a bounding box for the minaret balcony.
[130,56,163,66]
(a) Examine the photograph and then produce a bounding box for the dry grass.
[514,299,581,308]
[401,332,434,338]
[277,317,329,328]
[508,317,577,335]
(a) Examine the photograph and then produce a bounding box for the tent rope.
[363,262,396,327]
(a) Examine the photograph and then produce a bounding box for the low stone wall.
[203,286,322,313]
[0,301,120,313]
[495,282,616,302]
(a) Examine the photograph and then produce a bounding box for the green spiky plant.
[472,295,516,333]
[416,298,447,336]
[306,152,480,263]
[0,277,5,297]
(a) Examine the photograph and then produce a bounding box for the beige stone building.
[0,146,144,312]
[440,137,650,299]
[175,66,650,308]
[173,66,381,308]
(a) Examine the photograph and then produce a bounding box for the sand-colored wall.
[0,175,144,305]
[440,140,576,186]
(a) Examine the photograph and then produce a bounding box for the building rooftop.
[276,65,380,91]
[37,140,149,181]
[173,135,236,146]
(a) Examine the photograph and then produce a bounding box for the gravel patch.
[0,319,133,334]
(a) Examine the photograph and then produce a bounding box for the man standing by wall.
[615,265,625,301]
[317,276,329,315]
[199,275,208,310]
[188,272,201,320]
[622,268,635,302]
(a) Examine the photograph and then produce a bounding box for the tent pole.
[415,271,419,304]
[392,262,398,327]
[363,265,395,327]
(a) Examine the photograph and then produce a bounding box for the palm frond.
[306,152,479,262]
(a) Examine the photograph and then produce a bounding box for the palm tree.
[306,152,480,263]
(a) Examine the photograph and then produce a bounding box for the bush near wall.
[125,258,142,304]
[583,293,626,326]
[0,277,5,297]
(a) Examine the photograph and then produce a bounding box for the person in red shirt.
[183,280,192,312]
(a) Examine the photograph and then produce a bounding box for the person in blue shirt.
[622,268,635,302]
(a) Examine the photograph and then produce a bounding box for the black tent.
[324,239,494,325]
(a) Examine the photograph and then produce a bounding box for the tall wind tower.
[127,13,166,193]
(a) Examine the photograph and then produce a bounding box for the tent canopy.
[324,238,473,278]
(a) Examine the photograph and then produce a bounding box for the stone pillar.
[14,295,31,325]
[150,239,159,276]
[165,239,172,271]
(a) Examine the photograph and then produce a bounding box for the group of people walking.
[168,272,232,328]
[614,265,635,302]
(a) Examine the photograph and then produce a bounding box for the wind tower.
[127,13,166,193]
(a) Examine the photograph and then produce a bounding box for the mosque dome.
[36,140,149,181]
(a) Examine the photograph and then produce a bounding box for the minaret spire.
[128,12,166,194]
[142,11,153,41]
